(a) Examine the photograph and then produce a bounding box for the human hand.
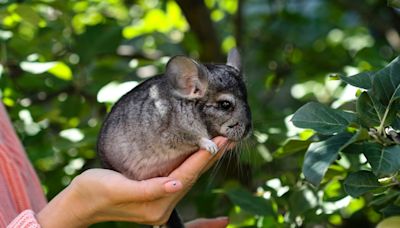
[37,137,229,228]
[186,217,229,228]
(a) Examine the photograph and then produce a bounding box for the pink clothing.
[6,210,40,228]
[0,102,47,227]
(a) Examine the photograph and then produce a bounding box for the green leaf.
[363,143,400,177]
[291,102,356,135]
[370,57,400,131]
[357,91,381,127]
[392,114,400,129]
[343,170,380,197]
[380,205,400,217]
[75,25,122,64]
[273,139,311,158]
[48,62,73,81]
[372,56,400,105]
[302,132,354,186]
[289,187,318,216]
[15,4,41,26]
[368,92,399,129]
[225,188,274,216]
[339,72,375,89]
[369,190,400,207]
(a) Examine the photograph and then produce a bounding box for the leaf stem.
[378,103,391,135]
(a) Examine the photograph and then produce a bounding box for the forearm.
[36,183,93,228]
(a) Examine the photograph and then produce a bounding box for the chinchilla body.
[97,48,251,181]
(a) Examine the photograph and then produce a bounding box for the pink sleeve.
[6,210,40,228]
[0,102,47,226]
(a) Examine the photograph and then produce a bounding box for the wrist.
[37,181,94,228]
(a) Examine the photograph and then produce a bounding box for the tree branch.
[175,0,224,62]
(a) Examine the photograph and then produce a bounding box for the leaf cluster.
[292,56,400,217]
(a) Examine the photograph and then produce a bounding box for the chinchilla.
[97,48,252,227]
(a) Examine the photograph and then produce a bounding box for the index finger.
[168,137,228,185]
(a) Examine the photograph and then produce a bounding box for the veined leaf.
[370,57,400,131]
[357,92,381,127]
[380,205,400,217]
[369,190,400,207]
[291,102,356,135]
[371,56,400,105]
[339,71,375,89]
[302,132,354,186]
[368,91,399,128]
[343,170,380,197]
[363,143,400,177]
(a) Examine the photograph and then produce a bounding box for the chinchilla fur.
[97,48,252,181]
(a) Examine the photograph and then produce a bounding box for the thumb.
[169,137,228,185]
[116,177,183,202]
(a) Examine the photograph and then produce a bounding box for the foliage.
[1,0,400,227]
[291,55,400,226]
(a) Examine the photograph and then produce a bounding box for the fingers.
[185,217,229,228]
[169,137,228,186]
[203,140,235,172]
[114,177,183,202]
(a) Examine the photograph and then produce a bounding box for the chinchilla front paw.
[199,138,219,155]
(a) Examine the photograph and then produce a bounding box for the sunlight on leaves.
[20,61,72,80]
[59,128,84,142]
[122,1,187,39]
[292,102,356,135]
[48,62,73,80]
[97,81,139,103]
[20,61,55,74]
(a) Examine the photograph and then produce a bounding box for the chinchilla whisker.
[237,139,253,178]
[207,141,238,188]
[207,153,227,189]
[235,142,242,174]
[207,143,230,181]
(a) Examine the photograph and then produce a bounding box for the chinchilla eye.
[218,100,232,110]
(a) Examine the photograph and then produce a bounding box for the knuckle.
[181,174,198,187]
[139,182,158,201]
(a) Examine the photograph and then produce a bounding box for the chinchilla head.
[165,48,252,141]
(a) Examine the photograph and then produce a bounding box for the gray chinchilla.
[97,48,252,226]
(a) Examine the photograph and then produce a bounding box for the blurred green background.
[1,0,399,227]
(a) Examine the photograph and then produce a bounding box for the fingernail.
[164,180,183,193]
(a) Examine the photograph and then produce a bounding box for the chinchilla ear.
[226,48,241,71]
[166,56,208,99]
